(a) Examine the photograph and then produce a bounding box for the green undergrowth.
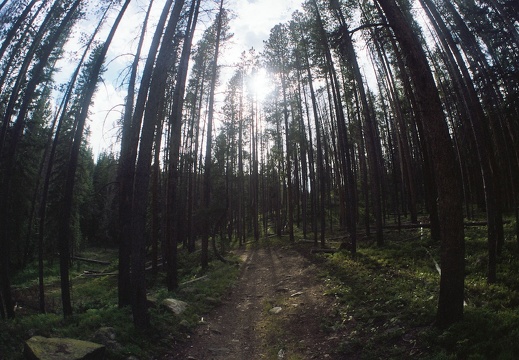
[307,222,519,359]
[0,247,240,359]
[254,232,314,360]
[257,271,306,359]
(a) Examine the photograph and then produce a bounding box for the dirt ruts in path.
[169,243,343,360]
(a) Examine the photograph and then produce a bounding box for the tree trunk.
[419,0,501,283]
[0,0,39,64]
[376,1,440,237]
[130,0,185,327]
[376,0,465,328]
[371,32,418,224]
[238,74,245,245]
[202,0,225,269]
[166,0,201,290]
[0,0,82,320]
[311,0,357,254]
[332,5,384,246]
[117,0,168,309]
[280,73,295,243]
[58,0,130,318]
[36,4,112,314]
[306,63,327,247]
[151,120,163,277]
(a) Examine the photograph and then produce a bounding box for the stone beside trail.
[167,244,344,359]
[24,336,105,360]
[162,298,189,315]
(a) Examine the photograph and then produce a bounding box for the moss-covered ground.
[1,219,518,359]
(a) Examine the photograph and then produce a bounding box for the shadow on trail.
[172,237,345,359]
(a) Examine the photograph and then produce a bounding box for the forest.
[0,0,518,358]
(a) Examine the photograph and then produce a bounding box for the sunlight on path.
[169,244,342,359]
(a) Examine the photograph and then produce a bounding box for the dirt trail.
[168,243,343,360]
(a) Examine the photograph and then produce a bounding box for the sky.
[78,0,304,158]
[227,0,303,55]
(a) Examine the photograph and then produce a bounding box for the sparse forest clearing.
[2,224,519,359]
[1,0,518,359]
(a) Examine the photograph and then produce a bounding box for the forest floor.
[4,224,518,359]
[167,239,346,360]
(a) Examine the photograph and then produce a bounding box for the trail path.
[168,243,344,359]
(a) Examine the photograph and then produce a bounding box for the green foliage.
[11,260,61,288]
[314,225,519,359]
[434,309,519,360]
[2,247,239,359]
[82,151,118,246]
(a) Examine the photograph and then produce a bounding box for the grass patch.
[255,240,308,360]
[3,222,518,359]
[310,223,519,359]
[1,247,240,359]
[257,293,309,360]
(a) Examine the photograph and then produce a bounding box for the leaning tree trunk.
[0,0,82,320]
[374,0,441,238]
[130,0,185,328]
[332,4,384,246]
[0,0,39,64]
[166,0,201,290]
[311,0,357,254]
[304,60,326,247]
[37,4,112,314]
[117,0,168,309]
[376,0,465,328]
[371,30,418,224]
[280,72,295,243]
[419,0,502,283]
[57,0,130,318]
[202,0,225,269]
[0,0,66,152]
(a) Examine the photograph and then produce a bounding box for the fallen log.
[310,248,337,254]
[81,271,117,277]
[327,235,348,241]
[299,239,318,243]
[145,262,163,271]
[463,220,511,226]
[382,220,510,230]
[180,275,208,286]
[72,256,110,265]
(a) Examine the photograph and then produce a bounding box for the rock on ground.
[24,336,105,360]
[162,298,188,315]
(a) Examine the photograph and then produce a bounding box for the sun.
[248,68,274,102]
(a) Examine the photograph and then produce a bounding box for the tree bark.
[332,4,384,246]
[130,0,185,327]
[166,0,201,290]
[202,0,225,269]
[58,0,130,318]
[117,0,168,309]
[376,0,465,328]
[419,0,501,283]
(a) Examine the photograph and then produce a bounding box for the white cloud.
[88,82,125,158]
[227,0,302,57]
